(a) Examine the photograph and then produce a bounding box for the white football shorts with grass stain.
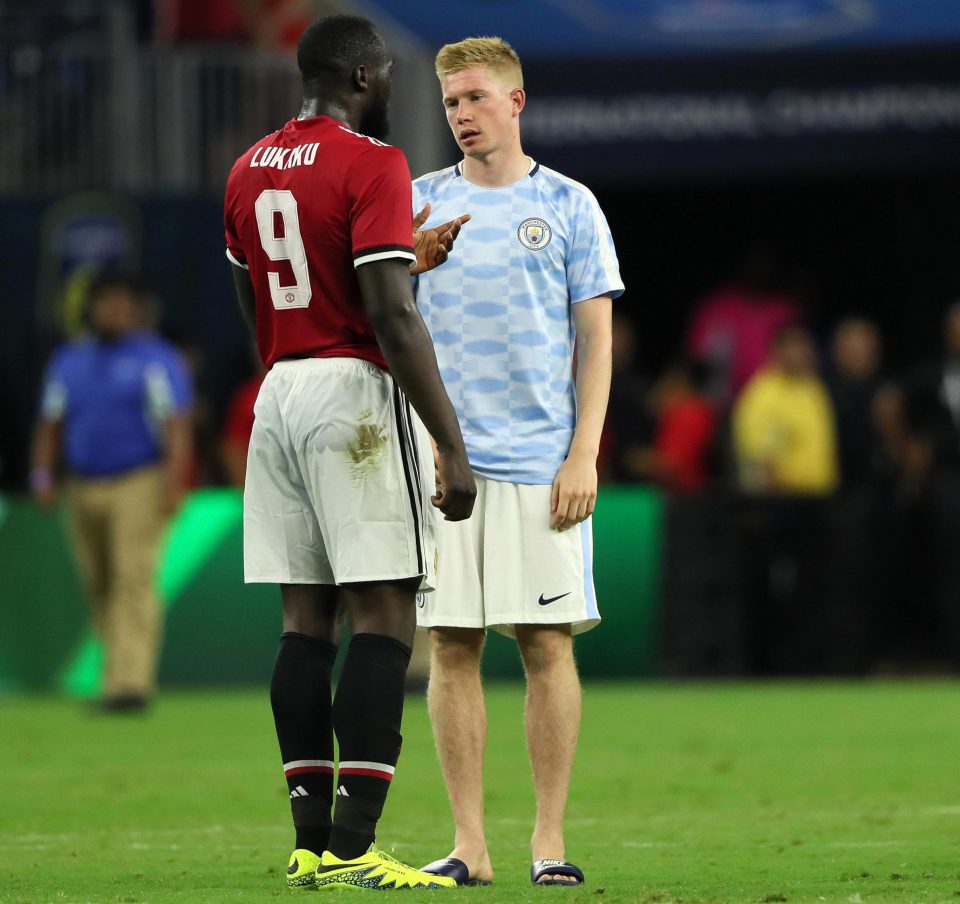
[243,358,437,590]
[416,473,599,637]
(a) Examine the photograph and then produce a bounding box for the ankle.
[531,831,565,859]
[449,840,493,879]
[452,834,487,854]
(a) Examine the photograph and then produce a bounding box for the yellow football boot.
[315,846,457,890]
[287,848,322,888]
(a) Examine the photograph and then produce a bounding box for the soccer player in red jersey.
[224,15,475,891]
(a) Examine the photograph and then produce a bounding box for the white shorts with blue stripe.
[416,473,599,637]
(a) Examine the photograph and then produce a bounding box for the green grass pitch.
[2,681,959,903]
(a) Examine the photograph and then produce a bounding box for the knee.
[350,598,416,646]
[430,627,485,674]
[517,625,574,676]
[281,587,338,640]
[283,609,334,640]
[344,578,420,645]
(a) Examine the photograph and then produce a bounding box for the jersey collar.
[454,158,540,178]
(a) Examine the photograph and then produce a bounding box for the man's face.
[777,332,816,376]
[441,66,521,160]
[945,304,960,357]
[89,287,140,340]
[833,321,880,380]
[359,57,392,141]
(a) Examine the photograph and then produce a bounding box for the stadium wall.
[0,487,663,693]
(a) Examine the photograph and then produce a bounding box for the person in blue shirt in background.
[414,37,624,888]
[31,275,194,713]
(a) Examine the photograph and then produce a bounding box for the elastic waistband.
[270,357,386,378]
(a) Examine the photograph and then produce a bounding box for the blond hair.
[435,36,523,90]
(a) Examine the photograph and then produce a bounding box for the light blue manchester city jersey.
[413,160,624,485]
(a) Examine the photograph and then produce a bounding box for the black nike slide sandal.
[421,857,493,887]
[531,859,585,886]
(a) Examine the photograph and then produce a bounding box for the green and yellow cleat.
[287,848,322,888]
[315,846,457,890]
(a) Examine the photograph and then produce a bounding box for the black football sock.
[270,632,338,855]
[327,633,411,860]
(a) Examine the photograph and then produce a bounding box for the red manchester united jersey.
[224,115,416,369]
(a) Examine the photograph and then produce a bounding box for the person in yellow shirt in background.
[733,324,839,495]
[732,324,841,674]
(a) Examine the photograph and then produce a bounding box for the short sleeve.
[347,147,416,269]
[565,189,624,304]
[224,165,248,270]
[145,347,194,423]
[166,350,194,412]
[39,350,68,420]
[411,179,424,218]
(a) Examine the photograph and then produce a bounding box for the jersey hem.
[353,246,416,268]
[469,468,561,486]
[225,247,249,270]
[571,283,625,303]
[264,348,389,372]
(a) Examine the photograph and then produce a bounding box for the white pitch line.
[130,843,182,850]
[621,841,684,848]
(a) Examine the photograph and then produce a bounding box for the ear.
[353,64,368,91]
[511,87,526,117]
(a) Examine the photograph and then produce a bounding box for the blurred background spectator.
[156,0,316,47]
[872,304,960,669]
[724,325,838,673]
[30,275,193,710]
[687,244,803,412]
[821,318,886,673]
[601,312,654,483]
[732,325,838,496]
[625,359,716,494]
[826,317,885,487]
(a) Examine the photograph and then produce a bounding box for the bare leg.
[280,583,339,640]
[343,578,419,645]
[516,624,581,884]
[426,627,493,882]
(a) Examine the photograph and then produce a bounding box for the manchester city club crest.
[518,217,552,251]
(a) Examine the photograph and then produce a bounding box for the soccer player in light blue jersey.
[414,37,624,888]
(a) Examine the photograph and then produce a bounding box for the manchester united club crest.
[518,217,552,251]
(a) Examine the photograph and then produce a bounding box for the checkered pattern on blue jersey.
[412,160,625,485]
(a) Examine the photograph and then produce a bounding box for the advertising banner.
[522,45,960,182]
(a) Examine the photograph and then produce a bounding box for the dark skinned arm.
[356,258,475,521]
[231,264,257,334]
